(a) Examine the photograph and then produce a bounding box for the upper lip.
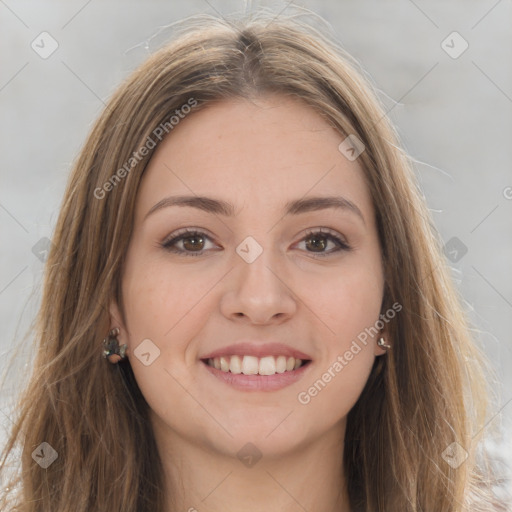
[201,342,312,361]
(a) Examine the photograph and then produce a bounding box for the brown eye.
[298,229,351,256]
[182,234,205,252]
[162,229,217,257]
[305,234,328,252]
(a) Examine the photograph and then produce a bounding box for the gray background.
[1,0,511,493]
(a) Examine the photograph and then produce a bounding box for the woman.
[0,11,497,512]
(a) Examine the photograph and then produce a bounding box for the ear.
[374,327,389,357]
[374,297,391,356]
[109,300,128,344]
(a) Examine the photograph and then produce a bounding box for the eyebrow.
[144,195,365,224]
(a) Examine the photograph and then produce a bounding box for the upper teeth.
[207,355,304,375]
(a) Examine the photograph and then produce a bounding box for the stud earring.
[102,327,127,363]
[377,337,391,350]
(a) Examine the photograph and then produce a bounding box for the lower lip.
[201,360,312,391]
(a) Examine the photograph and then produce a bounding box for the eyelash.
[160,228,352,258]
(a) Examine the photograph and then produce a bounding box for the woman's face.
[111,94,386,458]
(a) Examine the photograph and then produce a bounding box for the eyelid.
[162,227,216,245]
[294,227,351,255]
[159,228,219,258]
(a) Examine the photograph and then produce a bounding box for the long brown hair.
[0,11,493,511]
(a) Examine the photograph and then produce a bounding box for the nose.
[219,245,297,325]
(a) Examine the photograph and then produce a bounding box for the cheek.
[296,342,375,435]
[295,266,382,422]
[302,257,383,344]
[121,255,216,341]
[294,254,382,409]
[119,259,209,423]
[120,254,222,411]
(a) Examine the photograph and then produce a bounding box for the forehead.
[135,95,374,222]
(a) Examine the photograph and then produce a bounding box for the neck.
[151,414,351,512]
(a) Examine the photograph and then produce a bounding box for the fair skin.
[110,94,387,511]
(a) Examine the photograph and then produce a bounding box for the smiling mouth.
[201,355,312,376]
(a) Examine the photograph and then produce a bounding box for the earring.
[102,327,127,363]
[377,337,391,350]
